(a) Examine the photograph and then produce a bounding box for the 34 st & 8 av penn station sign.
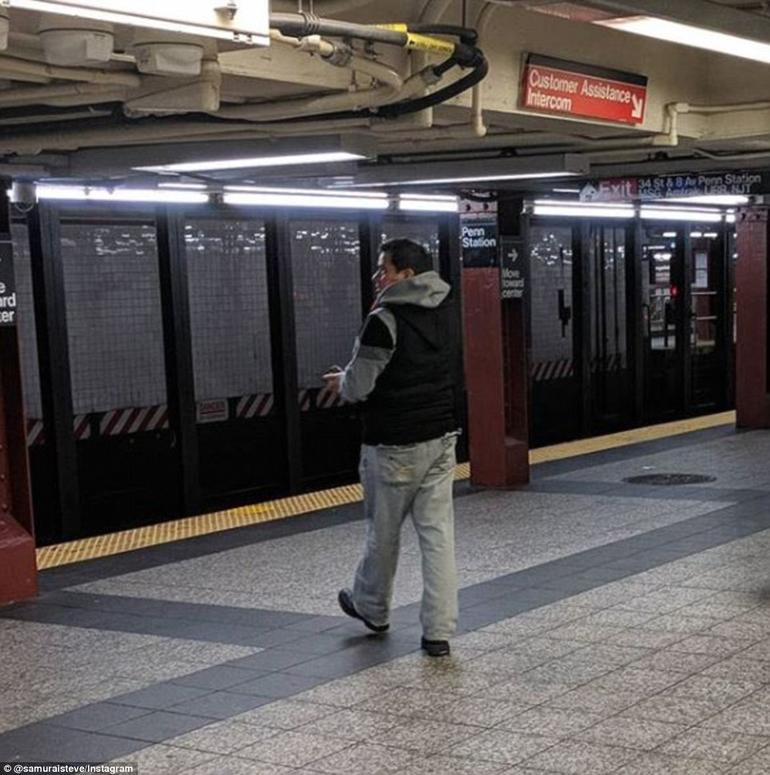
[579,171,770,202]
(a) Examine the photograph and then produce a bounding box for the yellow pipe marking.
[36,412,736,570]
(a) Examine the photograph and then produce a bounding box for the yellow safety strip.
[36,411,735,570]
[376,23,456,55]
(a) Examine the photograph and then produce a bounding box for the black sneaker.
[337,589,389,633]
[421,637,451,657]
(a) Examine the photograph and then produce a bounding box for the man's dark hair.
[380,238,434,275]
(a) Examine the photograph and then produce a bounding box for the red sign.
[520,54,648,125]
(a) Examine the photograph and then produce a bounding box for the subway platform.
[4,418,770,773]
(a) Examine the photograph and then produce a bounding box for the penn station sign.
[520,54,648,126]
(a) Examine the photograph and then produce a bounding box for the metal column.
[156,207,201,516]
[27,202,81,540]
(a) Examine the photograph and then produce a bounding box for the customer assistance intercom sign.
[521,54,648,125]
[0,239,16,326]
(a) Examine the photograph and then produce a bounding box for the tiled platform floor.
[5,424,770,772]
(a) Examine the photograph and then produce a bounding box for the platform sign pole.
[461,195,529,487]
[0,184,37,604]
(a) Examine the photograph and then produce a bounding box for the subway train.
[12,196,735,544]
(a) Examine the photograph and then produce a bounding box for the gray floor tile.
[236,730,354,767]
[448,729,558,765]
[234,699,337,729]
[399,755,513,774]
[659,726,769,764]
[191,756,295,774]
[171,665,267,690]
[523,739,636,774]
[309,741,418,774]
[121,743,217,773]
[298,708,404,740]
[169,691,274,719]
[228,649,315,671]
[110,682,213,710]
[368,718,481,755]
[101,710,215,742]
[0,723,148,763]
[612,752,726,775]
[227,672,329,699]
[47,702,152,732]
[496,707,603,737]
[167,719,279,753]
[621,695,727,726]
[574,716,686,750]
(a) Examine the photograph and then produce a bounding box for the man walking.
[323,238,461,657]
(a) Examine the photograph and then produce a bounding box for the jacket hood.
[376,270,450,309]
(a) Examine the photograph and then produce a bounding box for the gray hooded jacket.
[340,270,451,405]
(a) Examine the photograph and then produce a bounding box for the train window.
[60,221,167,414]
[185,219,272,403]
[290,219,361,389]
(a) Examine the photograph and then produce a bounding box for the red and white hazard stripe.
[316,385,344,410]
[100,405,169,436]
[298,389,312,412]
[73,414,91,440]
[235,393,274,418]
[26,418,44,447]
[531,358,575,382]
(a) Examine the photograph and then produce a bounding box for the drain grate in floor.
[624,473,717,486]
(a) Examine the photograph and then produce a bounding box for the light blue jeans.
[351,433,458,641]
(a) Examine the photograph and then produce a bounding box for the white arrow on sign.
[631,94,645,119]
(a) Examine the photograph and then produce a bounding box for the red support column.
[462,197,529,487]
[735,207,770,428]
[0,187,37,605]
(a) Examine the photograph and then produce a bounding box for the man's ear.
[403,268,416,279]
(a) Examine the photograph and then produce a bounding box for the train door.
[641,220,729,421]
[641,223,684,420]
[585,222,634,434]
[688,225,729,411]
[528,221,581,445]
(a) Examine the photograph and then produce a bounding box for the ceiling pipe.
[0,82,127,107]
[0,55,141,87]
[213,51,403,120]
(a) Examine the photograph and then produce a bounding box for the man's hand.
[322,368,344,396]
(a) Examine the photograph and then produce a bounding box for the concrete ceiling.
[3,0,770,191]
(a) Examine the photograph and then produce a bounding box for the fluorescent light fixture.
[351,154,589,188]
[552,187,581,194]
[640,206,722,223]
[224,188,388,210]
[8,0,270,44]
[391,171,579,186]
[158,182,208,190]
[662,231,677,238]
[532,200,634,219]
[664,195,750,206]
[36,185,208,203]
[597,15,770,65]
[398,195,459,213]
[137,151,365,174]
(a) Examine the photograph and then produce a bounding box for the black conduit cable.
[377,56,489,118]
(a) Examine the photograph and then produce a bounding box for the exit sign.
[520,54,648,126]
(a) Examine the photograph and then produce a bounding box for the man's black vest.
[361,297,459,446]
